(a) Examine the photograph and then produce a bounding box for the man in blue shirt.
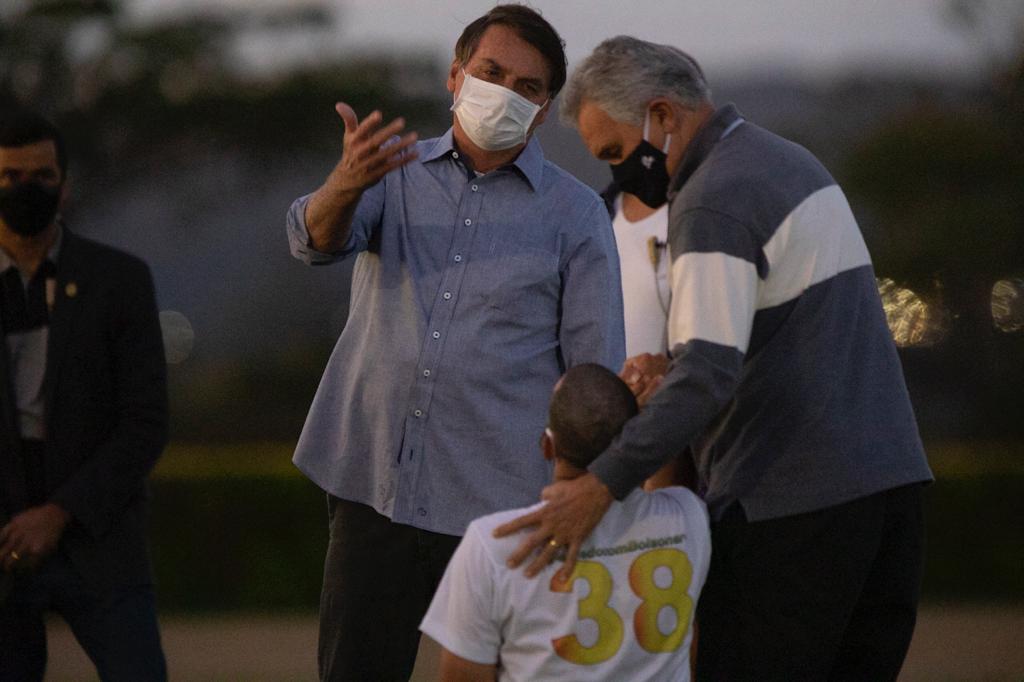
[285,6,624,680]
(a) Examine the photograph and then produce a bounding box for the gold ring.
[548,539,559,548]
[9,551,19,561]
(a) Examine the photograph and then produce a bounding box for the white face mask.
[451,70,545,151]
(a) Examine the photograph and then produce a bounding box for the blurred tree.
[843,1,1023,436]
[1,0,450,443]
[1,0,446,180]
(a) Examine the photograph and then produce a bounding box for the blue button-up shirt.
[287,130,625,535]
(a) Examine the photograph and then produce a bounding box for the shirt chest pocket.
[471,243,560,315]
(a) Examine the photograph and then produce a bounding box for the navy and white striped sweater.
[591,104,932,522]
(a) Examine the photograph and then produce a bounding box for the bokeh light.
[160,310,196,364]
[877,278,949,347]
[991,278,1024,333]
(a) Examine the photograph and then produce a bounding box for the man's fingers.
[0,525,16,559]
[351,109,384,142]
[556,542,581,583]
[334,102,359,134]
[343,116,416,176]
[0,538,19,571]
[375,147,419,178]
[524,542,560,578]
[505,528,549,569]
[637,375,664,408]
[365,116,409,151]
[493,508,543,539]
[364,131,419,171]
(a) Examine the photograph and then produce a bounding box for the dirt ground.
[43,603,1024,681]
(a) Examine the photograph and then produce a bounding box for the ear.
[648,98,680,133]
[541,429,556,462]
[532,99,551,128]
[446,58,461,96]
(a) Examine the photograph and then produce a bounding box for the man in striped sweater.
[496,36,933,681]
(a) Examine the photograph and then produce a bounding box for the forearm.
[304,168,364,253]
[590,339,743,498]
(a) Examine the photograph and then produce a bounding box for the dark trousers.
[0,552,166,682]
[695,483,925,682]
[318,496,461,682]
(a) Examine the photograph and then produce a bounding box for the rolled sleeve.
[286,181,386,265]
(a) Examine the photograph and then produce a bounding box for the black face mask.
[0,182,61,237]
[609,112,672,209]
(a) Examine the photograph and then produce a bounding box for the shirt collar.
[423,128,545,192]
[0,223,63,276]
[667,103,744,201]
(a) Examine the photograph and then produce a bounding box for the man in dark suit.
[0,109,168,680]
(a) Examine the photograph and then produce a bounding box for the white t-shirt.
[612,197,671,357]
[421,487,711,682]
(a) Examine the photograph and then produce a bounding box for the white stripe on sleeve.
[760,184,871,309]
[668,251,759,353]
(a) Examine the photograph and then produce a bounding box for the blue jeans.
[0,551,166,682]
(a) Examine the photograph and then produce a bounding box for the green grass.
[146,440,1024,611]
[154,442,301,480]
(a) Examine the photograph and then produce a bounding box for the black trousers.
[695,483,925,682]
[0,551,166,682]
[318,496,461,682]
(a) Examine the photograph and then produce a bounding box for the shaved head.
[548,364,638,469]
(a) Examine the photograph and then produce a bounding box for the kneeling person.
[421,364,710,681]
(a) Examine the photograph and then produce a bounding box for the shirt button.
[432,331,440,339]
[443,292,452,300]
[413,409,423,417]
[418,508,427,517]
[452,151,459,159]
[454,254,462,262]
[423,369,431,377]
[464,218,472,226]
[471,184,479,192]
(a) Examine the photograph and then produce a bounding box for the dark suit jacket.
[0,228,167,596]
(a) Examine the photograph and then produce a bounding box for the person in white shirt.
[604,184,696,491]
[605,186,671,359]
[421,363,711,681]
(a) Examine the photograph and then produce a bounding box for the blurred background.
[2,0,1022,679]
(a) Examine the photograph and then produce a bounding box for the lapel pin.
[65,282,78,298]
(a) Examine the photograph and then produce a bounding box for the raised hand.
[328,103,419,195]
[305,102,419,253]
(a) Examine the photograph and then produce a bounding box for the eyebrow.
[596,145,622,161]
[478,58,546,91]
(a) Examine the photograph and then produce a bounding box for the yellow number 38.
[549,548,694,665]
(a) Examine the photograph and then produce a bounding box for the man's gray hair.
[560,35,711,129]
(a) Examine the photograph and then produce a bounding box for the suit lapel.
[44,229,87,421]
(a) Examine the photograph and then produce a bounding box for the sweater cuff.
[588,447,642,501]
